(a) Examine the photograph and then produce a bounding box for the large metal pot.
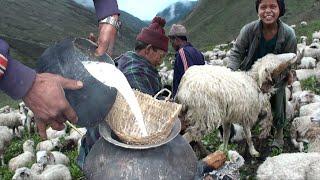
[36,38,117,127]
[84,133,198,180]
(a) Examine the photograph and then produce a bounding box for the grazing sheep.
[12,164,71,180]
[0,126,14,166]
[300,21,308,26]
[8,140,35,171]
[176,53,297,157]
[36,138,61,151]
[257,153,320,180]
[36,150,69,166]
[64,127,87,145]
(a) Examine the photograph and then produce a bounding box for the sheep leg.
[0,154,4,166]
[243,125,260,157]
[222,122,231,151]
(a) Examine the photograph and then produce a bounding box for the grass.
[0,93,19,108]
[300,76,320,94]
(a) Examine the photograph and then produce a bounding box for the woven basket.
[105,89,182,145]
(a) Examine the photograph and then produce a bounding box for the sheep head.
[250,53,297,93]
[12,167,32,180]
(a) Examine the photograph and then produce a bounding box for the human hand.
[95,19,118,56]
[23,73,83,139]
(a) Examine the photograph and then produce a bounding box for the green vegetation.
[0,93,19,108]
[183,0,320,49]
[301,76,320,94]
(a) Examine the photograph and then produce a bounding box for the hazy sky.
[74,0,197,20]
[117,0,197,20]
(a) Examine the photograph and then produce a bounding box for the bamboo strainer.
[105,89,182,145]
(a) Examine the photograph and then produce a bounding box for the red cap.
[136,16,169,52]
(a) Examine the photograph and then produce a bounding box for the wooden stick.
[66,121,85,136]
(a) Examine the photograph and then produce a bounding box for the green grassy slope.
[183,0,320,49]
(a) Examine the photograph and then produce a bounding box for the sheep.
[257,153,320,180]
[0,126,14,166]
[36,137,61,151]
[0,105,10,113]
[290,115,319,152]
[300,21,308,26]
[0,111,25,136]
[64,127,87,145]
[36,150,69,166]
[176,53,297,157]
[12,164,71,180]
[8,139,35,171]
[298,57,316,69]
[292,81,302,93]
[217,124,245,143]
[300,102,320,117]
[312,31,320,41]
[46,125,67,140]
[304,43,320,60]
[295,69,320,80]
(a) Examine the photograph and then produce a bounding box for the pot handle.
[154,88,172,101]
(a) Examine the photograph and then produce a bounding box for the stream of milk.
[82,61,148,136]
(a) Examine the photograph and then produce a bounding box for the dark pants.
[270,85,287,129]
[77,126,101,170]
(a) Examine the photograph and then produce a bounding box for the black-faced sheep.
[176,53,297,157]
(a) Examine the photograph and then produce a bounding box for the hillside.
[0,0,146,67]
[156,1,197,26]
[183,0,320,49]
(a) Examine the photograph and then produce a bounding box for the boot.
[272,128,284,148]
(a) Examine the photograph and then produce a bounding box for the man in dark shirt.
[168,24,205,97]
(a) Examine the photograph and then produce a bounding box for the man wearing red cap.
[116,16,169,96]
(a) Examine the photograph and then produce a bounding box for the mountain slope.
[183,0,320,49]
[156,1,197,26]
[0,0,146,67]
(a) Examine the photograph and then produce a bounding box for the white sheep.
[12,164,71,180]
[0,111,24,136]
[257,153,320,180]
[0,126,14,166]
[290,116,319,152]
[300,102,320,117]
[46,125,67,140]
[300,21,308,26]
[8,139,35,171]
[292,81,302,93]
[298,57,316,69]
[176,53,297,157]
[312,31,320,40]
[64,127,87,145]
[0,105,10,113]
[36,137,61,151]
[304,43,320,60]
[295,69,320,81]
[36,150,69,166]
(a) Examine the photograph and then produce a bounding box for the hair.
[255,0,285,17]
[134,40,161,52]
[170,36,188,42]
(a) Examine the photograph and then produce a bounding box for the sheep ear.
[271,61,289,79]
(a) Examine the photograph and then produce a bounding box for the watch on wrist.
[99,16,121,31]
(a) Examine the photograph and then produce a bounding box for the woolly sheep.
[36,150,69,166]
[64,127,87,145]
[304,43,320,60]
[12,164,71,180]
[36,138,61,151]
[312,31,320,40]
[46,125,67,140]
[176,53,297,157]
[298,57,316,69]
[295,69,320,80]
[300,102,320,117]
[300,21,308,26]
[8,139,35,171]
[0,111,24,135]
[0,105,10,113]
[290,115,319,152]
[292,81,302,93]
[257,153,320,180]
[0,126,13,166]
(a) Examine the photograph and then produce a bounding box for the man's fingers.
[50,121,65,131]
[62,102,78,124]
[59,76,83,90]
[36,121,47,140]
